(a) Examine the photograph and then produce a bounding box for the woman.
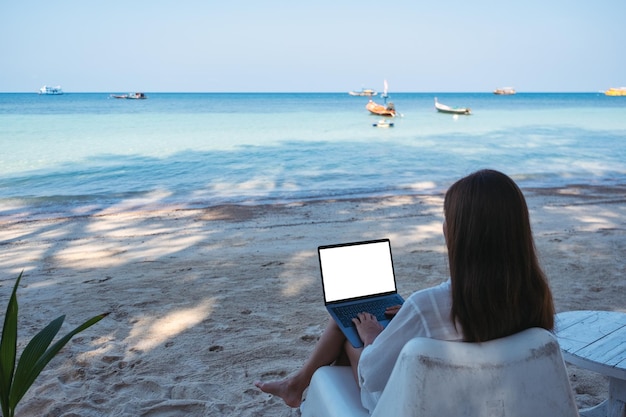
[255,169,555,412]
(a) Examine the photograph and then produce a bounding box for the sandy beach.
[1,184,624,416]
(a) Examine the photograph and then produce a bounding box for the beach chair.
[300,327,580,417]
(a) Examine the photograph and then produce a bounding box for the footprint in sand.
[101,355,124,364]
[301,334,318,342]
[134,379,165,399]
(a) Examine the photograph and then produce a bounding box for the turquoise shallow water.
[1,92,625,219]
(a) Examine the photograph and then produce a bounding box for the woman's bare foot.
[254,376,306,408]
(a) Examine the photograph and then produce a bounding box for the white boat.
[38,85,63,95]
[494,87,516,95]
[434,97,471,115]
[372,119,394,128]
[348,88,377,96]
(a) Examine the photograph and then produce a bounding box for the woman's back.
[444,169,555,342]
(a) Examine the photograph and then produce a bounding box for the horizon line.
[0,90,612,94]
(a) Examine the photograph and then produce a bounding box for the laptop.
[318,238,404,348]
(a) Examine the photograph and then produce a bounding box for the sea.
[1,92,625,220]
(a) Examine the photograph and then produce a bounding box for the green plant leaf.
[12,316,64,375]
[10,315,64,401]
[9,312,108,408]
[0,271,22,417]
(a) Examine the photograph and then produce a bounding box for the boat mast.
[382,79,389,104]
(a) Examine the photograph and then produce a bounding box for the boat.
[605,87,626,96]
[434,97,471,115]
[366,100,396,117]
[38,85,63,95]
[494,87,516,95]
[349,88,377,97]
[372,119,394,128]
[111,92,147,99]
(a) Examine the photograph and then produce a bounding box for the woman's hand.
[352,312,384,347]
[384,305,402,318]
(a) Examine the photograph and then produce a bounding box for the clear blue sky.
[1,1,624,92]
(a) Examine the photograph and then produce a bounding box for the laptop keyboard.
[333,300,396,327]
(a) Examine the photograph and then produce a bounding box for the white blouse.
[357,280,463,412]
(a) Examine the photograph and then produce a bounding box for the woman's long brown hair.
[444,170,555,342]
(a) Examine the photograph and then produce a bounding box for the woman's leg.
[254,317,349,408]
[344,340,363,382]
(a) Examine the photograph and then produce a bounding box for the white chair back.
[371,327,579,417]
[302,328,579,417]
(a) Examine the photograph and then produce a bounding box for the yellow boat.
[605,87,626,96]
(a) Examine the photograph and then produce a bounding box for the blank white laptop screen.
[319,240,396,303]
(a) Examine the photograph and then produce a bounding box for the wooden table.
[555,310,626,417]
